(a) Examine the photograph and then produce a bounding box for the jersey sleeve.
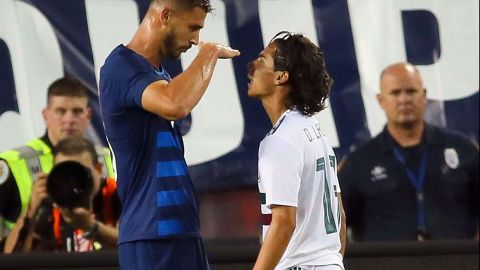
[259,135,303,209]
[127,70,160,108]
[99,49,163,114]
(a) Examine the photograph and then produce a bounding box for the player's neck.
[127,19,163,68]
[387,121,424,147]
[261,86,291,125]
[262,99,288,126]
[128,40,162,68]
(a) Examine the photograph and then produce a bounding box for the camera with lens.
[46,161,94,209]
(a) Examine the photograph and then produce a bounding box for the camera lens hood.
[47,160,94,209]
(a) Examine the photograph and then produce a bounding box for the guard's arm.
[253,205,296,270]
[141,42,240,120]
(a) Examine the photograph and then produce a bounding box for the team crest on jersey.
[0,160,10,185]
[370,165,387,182]
[444,148,459,169]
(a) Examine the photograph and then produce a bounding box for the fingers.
[31,174,48,201]
[58,207,89,216]
[72,207,90,216]
[58,207,91,220]
[57,207,73,224]
[35,172,47,179]
[58,206,94,230]
[198,41,241,59]
[27,174,49,216]
[216,44,241,59]
[33,173,47,194]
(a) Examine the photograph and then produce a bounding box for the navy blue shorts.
[119,238,210,270]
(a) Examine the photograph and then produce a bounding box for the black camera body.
[46,161,94,209]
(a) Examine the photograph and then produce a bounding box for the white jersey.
[258,109,344,270]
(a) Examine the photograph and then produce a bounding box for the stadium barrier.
[0,239,477,270]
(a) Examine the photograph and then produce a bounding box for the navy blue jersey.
[99,45,200,244]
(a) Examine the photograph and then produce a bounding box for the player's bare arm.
[141,42,240,120]
[253,205,296,270]
[339,194,347,256]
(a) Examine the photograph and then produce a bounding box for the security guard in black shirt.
[338,62,479,242]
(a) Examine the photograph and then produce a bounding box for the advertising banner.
[0,0,478,190]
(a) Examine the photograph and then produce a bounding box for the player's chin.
[167,50,182,60]
[174,47,190,58]
[172,53,182,60]
[247,87,259,98]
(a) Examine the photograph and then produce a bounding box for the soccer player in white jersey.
[247,31,346,270]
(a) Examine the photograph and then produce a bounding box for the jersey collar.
[268,109,291,136]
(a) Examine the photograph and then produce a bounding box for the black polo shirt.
[338,123,479,241]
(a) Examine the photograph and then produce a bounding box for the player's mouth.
[178,46,191,53]
[247,73,254,88]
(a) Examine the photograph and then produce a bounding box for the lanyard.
[393,148,428,239]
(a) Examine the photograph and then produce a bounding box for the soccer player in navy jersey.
[99,0,240,269]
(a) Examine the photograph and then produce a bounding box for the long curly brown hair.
[270,31,333,116]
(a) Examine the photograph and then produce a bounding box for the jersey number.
[316,156,339,234]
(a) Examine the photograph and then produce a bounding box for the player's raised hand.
[215,43,241,59]
[199,41,240,59]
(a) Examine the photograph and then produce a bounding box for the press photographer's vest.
[0,138,115,229]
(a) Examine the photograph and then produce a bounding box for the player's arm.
[338,193,347,256]
[253,205,296,270]
[141,42,240,120]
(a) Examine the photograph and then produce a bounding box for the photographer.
[4,137,120,252]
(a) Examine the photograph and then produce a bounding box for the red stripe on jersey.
[262,214,272,225]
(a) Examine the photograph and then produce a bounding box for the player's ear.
[161,8,172,24]
[275,71,289,85]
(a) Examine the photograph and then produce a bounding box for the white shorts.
[288,265,344,270]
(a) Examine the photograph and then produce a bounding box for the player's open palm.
[199,41,240,59]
